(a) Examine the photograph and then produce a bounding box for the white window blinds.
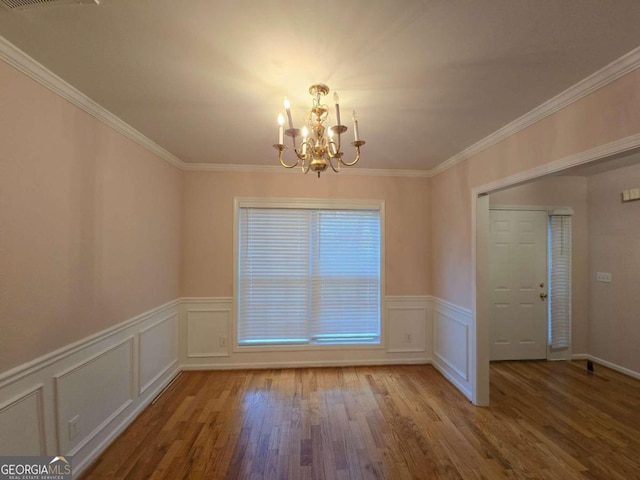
[237,206,381,346]
[549,215,572,349]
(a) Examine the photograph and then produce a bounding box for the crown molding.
[5,33,638,180]
[431,45,640,177]
[181,162,432,178]
[475,131,640,196]
[0,35,186,170]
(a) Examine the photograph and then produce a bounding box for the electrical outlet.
[68,415,79,440]
[596,272,612,283]
[404,333,413,344]
[219,336,227,348]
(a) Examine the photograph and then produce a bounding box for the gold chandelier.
[274,84,365,177]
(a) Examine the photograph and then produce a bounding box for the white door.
[489,210,548,361]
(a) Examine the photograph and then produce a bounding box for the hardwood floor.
[81,361,640,479]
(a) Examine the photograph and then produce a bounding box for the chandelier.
[274,84,365,177]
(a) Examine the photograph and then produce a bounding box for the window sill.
[232,342,385,354]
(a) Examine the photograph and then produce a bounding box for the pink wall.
[0,61,183,373]
[181,171,430,297]
[587,163,640,373]
[430,68,640,309]
[3,47,638,377]
[489,177,589,354]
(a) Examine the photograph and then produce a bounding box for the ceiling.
[2,0,640,172]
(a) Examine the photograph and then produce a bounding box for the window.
[235,199,383,347]
[548,214,572,349]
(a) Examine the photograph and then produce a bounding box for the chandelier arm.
[275,145,300,168]
[339,143,364,167]
[327,155,341,173]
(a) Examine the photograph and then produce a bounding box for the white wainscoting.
[5,293,640,478]
[431,297,473,400]
[180,296,432,370]
[0,300,180,477]
[0,295,472,477]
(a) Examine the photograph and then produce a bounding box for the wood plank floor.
[81,361,640,479]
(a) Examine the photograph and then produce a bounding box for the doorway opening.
[488,207,573,362]
[472,142,640,406]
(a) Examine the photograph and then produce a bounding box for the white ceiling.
[2,0,640,171]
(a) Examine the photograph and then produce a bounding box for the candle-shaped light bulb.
[301,126,309,155]
[328,128,337,155]
[277,113,284,144]
[353,110,360,142]
[333,91,341,126]
[284,96,294,129]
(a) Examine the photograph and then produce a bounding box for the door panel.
[490,210,548,361]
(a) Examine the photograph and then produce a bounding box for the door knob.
[540,293,548,300]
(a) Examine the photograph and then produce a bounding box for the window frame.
[233,197,386,353]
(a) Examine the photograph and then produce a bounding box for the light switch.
[596,272,612,283]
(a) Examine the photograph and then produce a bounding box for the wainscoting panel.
[139,313,179,395]
[0,300,180,477]
[55,338,134,454]
[432,297,473,400]
[186,307,232,358]
[0,385,46,456]
[386,296,431,354]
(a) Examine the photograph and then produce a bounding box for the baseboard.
[573,354,640,381]
[432,360,472,401]
[181,358,432,371]
[571,353,589,360]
